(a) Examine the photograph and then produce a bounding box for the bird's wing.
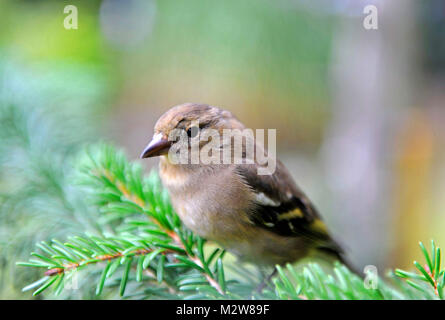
[235,161,334,245]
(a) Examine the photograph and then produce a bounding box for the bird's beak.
[140,133,172,158]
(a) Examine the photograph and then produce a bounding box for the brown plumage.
[141,103,355,270]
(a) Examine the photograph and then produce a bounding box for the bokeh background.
[1,0,444,298]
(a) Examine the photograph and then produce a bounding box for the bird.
[140,102,357,275]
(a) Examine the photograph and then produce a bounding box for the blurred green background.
[1,0,444,299]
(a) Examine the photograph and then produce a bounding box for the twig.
[44,248,165,276]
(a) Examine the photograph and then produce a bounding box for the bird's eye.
[186,126,199,138]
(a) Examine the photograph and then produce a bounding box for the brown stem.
[424,264,440,297]
[45,248,160,276]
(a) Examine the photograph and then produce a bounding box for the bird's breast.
[159,160,253,240]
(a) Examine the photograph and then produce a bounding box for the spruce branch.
[272,262,391,300]
[395,240,445,299]
[17,235,172,296]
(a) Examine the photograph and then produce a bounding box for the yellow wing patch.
[310,218,328,234]
[277,208,304,221]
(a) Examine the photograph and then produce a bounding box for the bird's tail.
[316,244,363,278]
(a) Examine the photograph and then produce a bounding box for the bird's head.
[140,103,244,159]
